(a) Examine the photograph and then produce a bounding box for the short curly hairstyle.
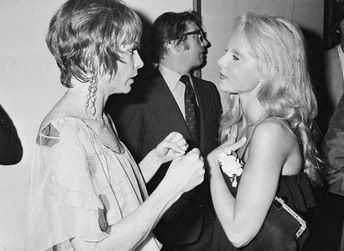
[46,0,142,87]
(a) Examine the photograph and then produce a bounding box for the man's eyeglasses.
[181,29,207,45]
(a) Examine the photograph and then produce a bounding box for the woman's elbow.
[225,229,255,248]
[230,236,251,248]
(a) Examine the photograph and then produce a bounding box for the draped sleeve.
[28,119,109,251]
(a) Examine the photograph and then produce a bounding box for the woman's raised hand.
[207,137,247,168]
[164,148,205,195]
[154,132,189,163]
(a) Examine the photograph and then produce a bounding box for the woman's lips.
[220,73,228,80]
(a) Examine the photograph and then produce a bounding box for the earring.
[86,75,97,120]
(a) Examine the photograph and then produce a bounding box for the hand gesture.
[154,132,188,164]
[165,148,205,195]
[207,137,246,170]
[226,124,239,144]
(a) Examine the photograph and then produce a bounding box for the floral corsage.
[218,152,244,187]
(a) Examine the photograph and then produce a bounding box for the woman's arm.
[209,121,296,247]
[72,148,204,251]
[139,132,188,182]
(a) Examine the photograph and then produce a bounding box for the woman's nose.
[217,55,225,67]
[135,51,144,69]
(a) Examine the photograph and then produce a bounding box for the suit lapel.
[191,76,208,150]
[150,70,192,139]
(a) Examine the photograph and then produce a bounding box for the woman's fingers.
[162,132,188,152]
[223,137,246,154]
[207,137,247,164]
[164,131,183,142]
[167,148,205,194]
[160,141,186,155]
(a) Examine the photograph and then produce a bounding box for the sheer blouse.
[27,117,160,251]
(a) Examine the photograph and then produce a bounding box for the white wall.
[201,0,324,106]
[0,1,65,250]
[0,0,323,250]
[125,0,193,22]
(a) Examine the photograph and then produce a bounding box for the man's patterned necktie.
[180,75,200,141]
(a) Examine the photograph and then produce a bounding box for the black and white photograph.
[1,0,343,250]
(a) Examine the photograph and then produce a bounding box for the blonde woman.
[208,12,321,250]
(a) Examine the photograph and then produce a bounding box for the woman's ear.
[252,79,264,95]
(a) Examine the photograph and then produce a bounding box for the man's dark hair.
[150,11,202,64]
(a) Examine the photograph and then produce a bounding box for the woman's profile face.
[107,44,144,94]
[217,31,260,94]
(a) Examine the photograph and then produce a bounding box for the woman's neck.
[60,82,106,121]
[239,94,266,126]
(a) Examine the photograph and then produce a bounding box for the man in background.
[304,11,344,251]
[324,17,344,112]
[107,11,222,251]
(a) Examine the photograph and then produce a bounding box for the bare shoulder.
[250,118,297,155]
[39,109,62,131]
[255,118,294,135]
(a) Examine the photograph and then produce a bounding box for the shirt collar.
[159,64,191,90]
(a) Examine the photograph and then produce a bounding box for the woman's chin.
[110,86,131,95]
[219,81,231,93]
[122,87,132,94]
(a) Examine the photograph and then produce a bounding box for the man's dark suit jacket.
[106,69,222,249]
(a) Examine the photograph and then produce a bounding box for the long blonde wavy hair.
[220,12,322,185]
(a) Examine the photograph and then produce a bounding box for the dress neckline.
[238,116,293,159]
[40,115,125,155]
[238,115,269,159]
[82,115,126,155]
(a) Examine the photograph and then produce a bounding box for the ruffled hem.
[28,193,109,251]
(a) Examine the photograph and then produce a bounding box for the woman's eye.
[232,55,239,61]
[127,47,138,55]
